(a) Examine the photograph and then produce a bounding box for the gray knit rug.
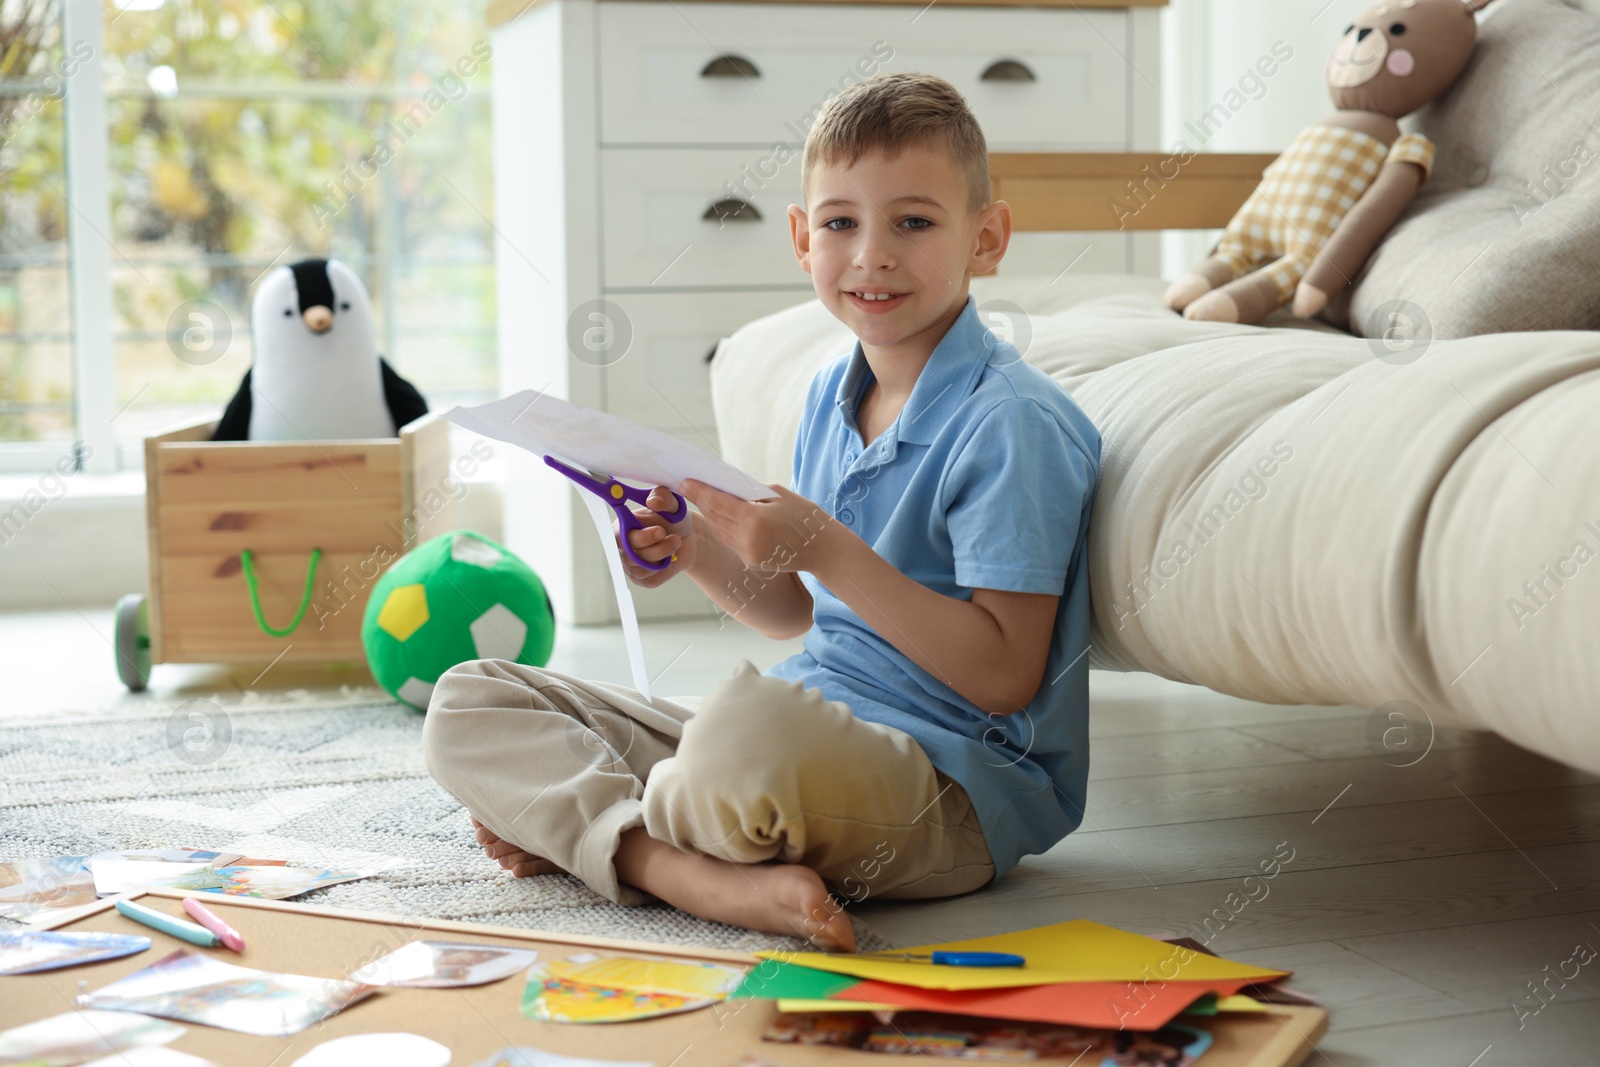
[0,687,886,953]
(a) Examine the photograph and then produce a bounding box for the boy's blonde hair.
[803,71,990,216]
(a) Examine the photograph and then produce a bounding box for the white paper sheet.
[443,390,777,700]
[576,487,655,701]
[443,389,777,501]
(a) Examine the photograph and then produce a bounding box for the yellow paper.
[775,998,885,1013]
[544,956,741,998]
[759,920,1290,991]
[1214,994,1269,1013]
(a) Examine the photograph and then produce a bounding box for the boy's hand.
[618,486,697,588]
[680,479,837,574]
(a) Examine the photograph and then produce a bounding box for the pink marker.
[181,896,246,953]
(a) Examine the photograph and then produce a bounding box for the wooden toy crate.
[114,413,454,689]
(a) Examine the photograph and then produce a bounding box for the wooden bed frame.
[989,152,1275,233]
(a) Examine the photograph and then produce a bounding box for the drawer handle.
[701,53,761,79]
[980,58,1036,83]
[703,197,762,223]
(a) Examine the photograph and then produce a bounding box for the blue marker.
[114,897,221,948]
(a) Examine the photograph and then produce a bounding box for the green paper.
[729,960,862,1000]
[1179,992,1219,1015]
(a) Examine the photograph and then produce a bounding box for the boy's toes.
[507,855,569,878]
[470,815,567,876]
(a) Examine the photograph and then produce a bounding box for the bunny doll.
[1165,0,1495,325]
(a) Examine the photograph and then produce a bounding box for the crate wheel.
[114,593,152,692]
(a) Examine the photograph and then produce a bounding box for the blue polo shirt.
[765,293,1101,881]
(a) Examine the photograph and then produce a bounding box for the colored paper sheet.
[520,952,746,1025]
[775,999,885,1013]
[833,976,1253,1032]
[762,919,1291,991]
[1214,994,1269,1013]
[730,960,863,1001]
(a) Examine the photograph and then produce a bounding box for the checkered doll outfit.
[1211,125,1436,306]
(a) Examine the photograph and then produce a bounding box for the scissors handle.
[929,951,1025,968]
[543,456,689,572]
[610,486,689,571]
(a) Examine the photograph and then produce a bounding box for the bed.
[707,0,1600,775]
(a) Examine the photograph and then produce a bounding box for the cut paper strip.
[0,856,99,921]
[730,960,864,1001]
[575,486,653,701]
[349,940,538,988]
[763,919,1291,991]
[89,851,246,896]
[81,949,375,1037]
[136,864,376,900]
[292,1032,451,1067]
[0,930,151,975]
[81,1048,220,1067]
[0,1010,186,1067]
[833,976,1254,1032]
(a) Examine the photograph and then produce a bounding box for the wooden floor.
[5,606,1598,1064]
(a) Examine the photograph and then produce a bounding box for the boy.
[423,71,1101,951]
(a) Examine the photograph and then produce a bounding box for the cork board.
[8,893,1328,1065]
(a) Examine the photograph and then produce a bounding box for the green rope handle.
[240,546,323,638]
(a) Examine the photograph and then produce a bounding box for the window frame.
[0,0,494,475]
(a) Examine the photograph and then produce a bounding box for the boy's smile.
[789,142,1010,366]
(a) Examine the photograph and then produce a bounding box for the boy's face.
[788,142,1010,360]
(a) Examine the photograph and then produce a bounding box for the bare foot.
[471,815,569,878]
[614,828,856,951]
[1163,273,1212,311]
[1183,290,1241,322]
[1292,282,1329,317]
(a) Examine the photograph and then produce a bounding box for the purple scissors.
[544,455,690,571]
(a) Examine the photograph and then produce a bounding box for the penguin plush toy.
[212,258,429,441]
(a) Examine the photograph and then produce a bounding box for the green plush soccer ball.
[362,530,555,710]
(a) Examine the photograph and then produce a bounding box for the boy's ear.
[969,199,1012,275]
[788,204,813,274]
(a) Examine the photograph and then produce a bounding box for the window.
[0,0,496,472]
[0,0,72,450]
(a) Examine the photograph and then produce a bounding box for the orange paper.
[833,976,1254,1032]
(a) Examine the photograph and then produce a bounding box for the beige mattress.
[708,274,1600,775]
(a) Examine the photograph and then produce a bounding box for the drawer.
[598,1,1129,151]
[599,289,816,435]
[892,10,1130,151]
[601,148,810,288]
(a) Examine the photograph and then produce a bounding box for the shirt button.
[838,508,854,525]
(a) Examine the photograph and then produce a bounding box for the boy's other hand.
[619,485,697,588]
[680,480,836,574]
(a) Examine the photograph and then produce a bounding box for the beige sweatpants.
[422,658,995,908]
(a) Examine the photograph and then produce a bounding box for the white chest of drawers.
[488,0,1164,627]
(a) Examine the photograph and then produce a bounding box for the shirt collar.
[832,293,995,447]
